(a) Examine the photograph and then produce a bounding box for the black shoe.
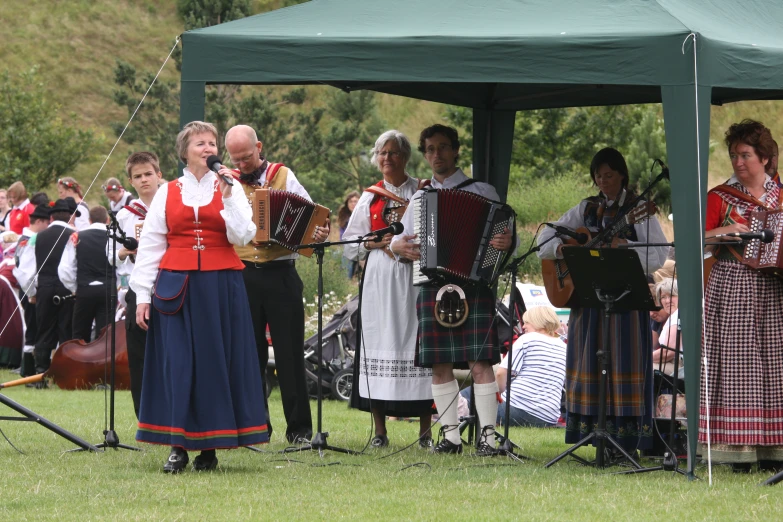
[419,436,434,450]
[286,431,312,444]
[759,460,783,472]
[604,447,640,466]
[731,463,753,473]
[33,379,48,390]
[370,434,389,448]
[163,447,189,473]
[433,438,463,454]
[432,425,463,454]
[193,450,218,471]
[474,426,500,457]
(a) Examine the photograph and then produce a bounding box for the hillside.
[2,0,782,203]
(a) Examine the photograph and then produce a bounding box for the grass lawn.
[0,369,781,521]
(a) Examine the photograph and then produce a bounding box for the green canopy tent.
[179,0,783,476]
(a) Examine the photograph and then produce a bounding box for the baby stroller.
[302,295,358,401]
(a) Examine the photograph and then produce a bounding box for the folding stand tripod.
[0,393,99,451]
[72,214,140,452]
[545,247,657,470]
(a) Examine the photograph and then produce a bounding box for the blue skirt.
[136,270,269,450]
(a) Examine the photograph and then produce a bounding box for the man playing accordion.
[391,125,515,456]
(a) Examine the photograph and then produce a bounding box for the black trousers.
[72,284,110,343]
[242,260,312,441]
[34,285,73,372]
[21,294,36,377]
[125,289,147,419]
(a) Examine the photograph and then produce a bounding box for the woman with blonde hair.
[652,278,679,376]
[56,177,89,230]
[130,121,268,472]
[495,305,567,427]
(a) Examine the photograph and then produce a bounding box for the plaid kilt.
[563,306,654,451]
[699,260,783,454]
[416,284,499,369]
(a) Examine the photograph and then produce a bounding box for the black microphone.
[712,229,774,243]
[545,223,588,245]
[367,222,404,241]
[206,155,235,186]
[118,236,139,250]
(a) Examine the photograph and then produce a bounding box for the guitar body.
[541,227,593,308]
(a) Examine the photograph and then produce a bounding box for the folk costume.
[8,199,35,235]
[393,169,514,450]
[701,175,783,464]
[345,176,433,418]
[232,156,313,443]
[13,218,47,377]
[0,257,24,368]
[537,189,667,452]
[32,212,76,374]
[58,222,114,343]
[129,169,268,450]
[111,200,149,418]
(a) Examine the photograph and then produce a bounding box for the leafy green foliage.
[177,0,252,30]
[0,67,94,190]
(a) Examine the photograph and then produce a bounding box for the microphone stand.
[494,235,559,462]
[72,214,140,452]
[282,234,371,457]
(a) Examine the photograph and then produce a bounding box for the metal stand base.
[0,393,99,452]
[761,469,783,486]
[282,431,358,457]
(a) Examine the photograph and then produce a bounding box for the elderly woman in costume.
[537,147,667,460]
[702,119,783,473]
[130,121,268,473]
[344,130,433,448]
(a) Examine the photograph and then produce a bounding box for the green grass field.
[1,368,781,521]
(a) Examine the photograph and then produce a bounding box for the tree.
[0,67,94,190]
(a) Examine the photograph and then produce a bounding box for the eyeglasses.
[377,151,401,159]
[229,152,257,165]
[424,144,452,156]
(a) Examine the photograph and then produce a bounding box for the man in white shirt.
[223,124,328,444]
[31,198,78,376]
[58,206,112,343]
[391,125,514,456]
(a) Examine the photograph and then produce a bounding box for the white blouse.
[129,169,255,304]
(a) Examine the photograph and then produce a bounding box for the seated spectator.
[652,277,680,376]
[461,305,567,428]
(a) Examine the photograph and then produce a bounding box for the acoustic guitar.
[541,202,658,308]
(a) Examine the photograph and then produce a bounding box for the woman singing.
[130,121,268,473]
[537,147,667,460]
[344,130,433,448]
[702,119,783,473]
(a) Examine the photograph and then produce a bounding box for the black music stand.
[282,236,364,457]
[545,247,658,470]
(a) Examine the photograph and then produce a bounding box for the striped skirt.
[700,260,783,462]
[564,307,654,450]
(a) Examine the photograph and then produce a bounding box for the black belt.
[243,259,295,269]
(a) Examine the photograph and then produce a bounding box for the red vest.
[159,180,244,271]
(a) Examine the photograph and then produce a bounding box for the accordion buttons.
[373,214,378,219]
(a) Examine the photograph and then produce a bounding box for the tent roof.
[181,0,783,109]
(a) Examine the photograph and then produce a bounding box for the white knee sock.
[432,380,461,445]
[474,382,499,447]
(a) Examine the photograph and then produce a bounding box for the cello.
[0,321,130,390]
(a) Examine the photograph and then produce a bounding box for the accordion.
[412,188,515,286]
[742,208,783,277]
[252,188,330,257]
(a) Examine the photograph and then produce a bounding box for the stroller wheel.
[330,368,353,401]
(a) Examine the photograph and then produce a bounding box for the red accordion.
[412,188,515,286]
[743,208,783,277]
[252,188,330,257]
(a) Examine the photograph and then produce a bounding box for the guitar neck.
[588,215,631,246]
